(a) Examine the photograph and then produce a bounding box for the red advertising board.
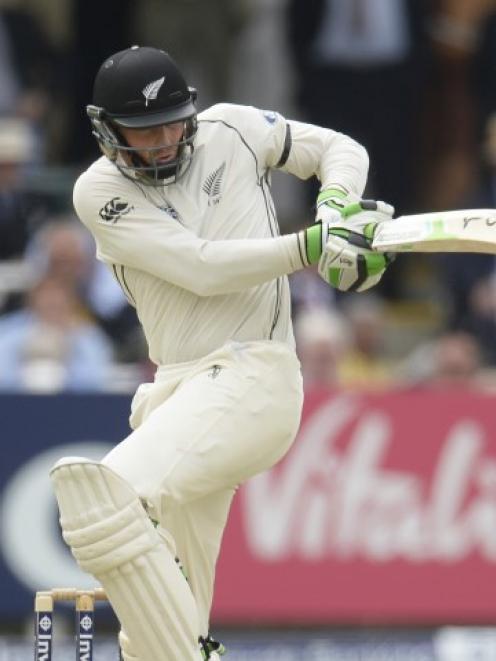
[213,389,496,624]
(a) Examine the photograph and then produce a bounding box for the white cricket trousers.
[102,340,303,635]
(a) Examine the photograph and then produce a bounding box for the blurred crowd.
[2,0,496,393]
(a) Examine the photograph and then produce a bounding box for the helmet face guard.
[87,46,198,186]
[87,101,197,185]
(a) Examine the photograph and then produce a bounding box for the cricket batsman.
[50,45,394,660]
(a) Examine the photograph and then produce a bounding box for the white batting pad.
[50,457,202,661]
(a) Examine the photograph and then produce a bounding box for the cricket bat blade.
[372,209,496,254]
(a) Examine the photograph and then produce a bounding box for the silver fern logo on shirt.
[202,162,226,206]
[142,76,165,106]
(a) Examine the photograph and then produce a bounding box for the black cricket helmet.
[87,45,198,185]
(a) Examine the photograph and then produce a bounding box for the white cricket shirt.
[73,103,368,365]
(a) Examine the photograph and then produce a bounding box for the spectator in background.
[430,6,496,343]
[286,0,431,301]
[24,218,144,361]
[434,111,496,332]
[286,0,430,215]
[294,306,350,388]
[338,294,394,389]
[429,331,483,388]
[0,118,47,262]
[0,274,113,392]
[461,274,496,366]
[289,266,336,319]
[0,3,61,163]
[473,5,496,142]
[397,330,490,389]
[423,0,495,211]
[434,3,496,328]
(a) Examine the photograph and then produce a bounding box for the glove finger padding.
[315,202,345,225]
[330,207,395,235]
[318,233,391,292]
[359,199,395,218]
[316,189,395,223]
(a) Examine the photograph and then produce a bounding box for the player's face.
[120,122,184,166]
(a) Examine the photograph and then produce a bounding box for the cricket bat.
[372,209,496,254]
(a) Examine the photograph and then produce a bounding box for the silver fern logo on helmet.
[142,76,165,106]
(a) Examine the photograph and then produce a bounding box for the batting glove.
[299,195,396,292]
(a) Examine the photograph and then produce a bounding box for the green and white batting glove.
[299,190,395,292]
[315,187,366,224]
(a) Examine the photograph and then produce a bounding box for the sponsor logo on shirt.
[98,197,134,224]
[159,204,179,220]
[262,110,277,124]
[202,162,225,206]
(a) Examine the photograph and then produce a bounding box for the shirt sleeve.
[73,173,304,297]
[202,104,369,197]
[281,119,369,197]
